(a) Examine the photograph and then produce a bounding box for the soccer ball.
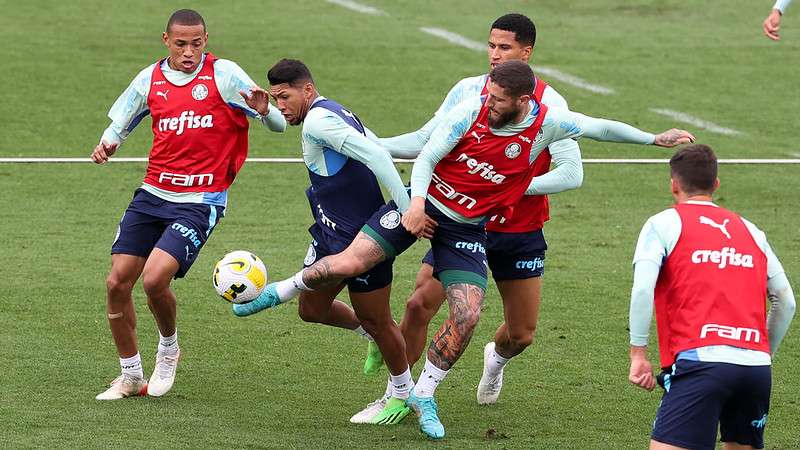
[212,251,268,304]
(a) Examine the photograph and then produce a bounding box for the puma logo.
[156,90,169,101]
[471,131,485,144]
[354,275,370,285]
[699,216,731,239]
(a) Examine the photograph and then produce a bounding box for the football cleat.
[350,397,387,424]
[95,373,148,400]
[363,341,384,376]
[232,283,281,316]
[370,397,412,425]
[148,348,180,397]
[477,342,504,405]
[407,393,445,439]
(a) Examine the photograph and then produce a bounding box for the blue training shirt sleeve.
[100,65,153,146]
[409,96,481,198]
[214,59,287,132]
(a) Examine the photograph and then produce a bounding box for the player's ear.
[162,32,169,46]
[523,45,533,60]
[670,178,679,196]
[712,178,720,192]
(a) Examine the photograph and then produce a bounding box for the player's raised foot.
[363,341,384,376]
[95,373,148,400]
[407,393,445,440]
[148,348,180,397]
[350,397,387,424]
[477,342,504,405]
[370,397,412,425]
[232,283,281,317]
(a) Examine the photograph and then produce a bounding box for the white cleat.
[148,348,180,397]
[477,342,504,405]
[95,373,148,400]
[349,397,388,424]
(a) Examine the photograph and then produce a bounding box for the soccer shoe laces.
[154,353,179,378]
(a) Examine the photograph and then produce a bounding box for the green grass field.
[2,0,799,448]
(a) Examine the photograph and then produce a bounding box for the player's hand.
[653,129,695,147]
[240,86,270,116]
[402,197,436,239]
[628,350,655,391]
[91,141,118,164]
[764,9,782,41]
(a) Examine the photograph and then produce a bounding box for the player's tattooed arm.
[428,283,485,370]
[302,232,387,289]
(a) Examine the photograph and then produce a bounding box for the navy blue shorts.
[304,222,392,293]
[112,189,223,278]
[422,229,546,282]
[652,359,771,450]
[486,229,546,281]
[363,200,488,290]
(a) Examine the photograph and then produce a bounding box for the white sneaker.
[148,348,180,397]
[477,342,504,405]
[95,373,148,400]
[349,397,388,424]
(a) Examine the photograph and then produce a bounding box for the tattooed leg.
[302,232,388,290]
[427,283,485,371]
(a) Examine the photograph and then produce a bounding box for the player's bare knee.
[297,300,324,323]
[106,274,134,299]
[405,296,434,323]
[141,272,170,298]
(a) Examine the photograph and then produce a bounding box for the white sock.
[413,358,449,398]
[486,345,510,378]
[353,325,374,341]
[158,330,179,355]
[383,378,393,400]
[275,271,309,301]
[120,353,144,378]
[390,367,414,400]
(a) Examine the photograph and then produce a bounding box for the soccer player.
[353,14,588,417]
[249,58,416,424]
[627,144,795,450]
[236,60,694,439]
[91,9,286,400]
[764,0,793,40]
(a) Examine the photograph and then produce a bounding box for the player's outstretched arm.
[553,109,694,148]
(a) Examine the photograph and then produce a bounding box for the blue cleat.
[232,283,282,317]
[407,393,445,440]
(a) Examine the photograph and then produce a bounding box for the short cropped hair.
[267,59,314,87]
[166,9,206,33]
[670,144,718,194]
[489,60,535,98]
[491,13,536,47]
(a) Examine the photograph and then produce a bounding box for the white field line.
[325,0,386,15]
[649,108,743,136]
[2,157,798,164]
[418,27,616,95]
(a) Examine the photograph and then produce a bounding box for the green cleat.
[363,341,384,376]
[369,397,411,425]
